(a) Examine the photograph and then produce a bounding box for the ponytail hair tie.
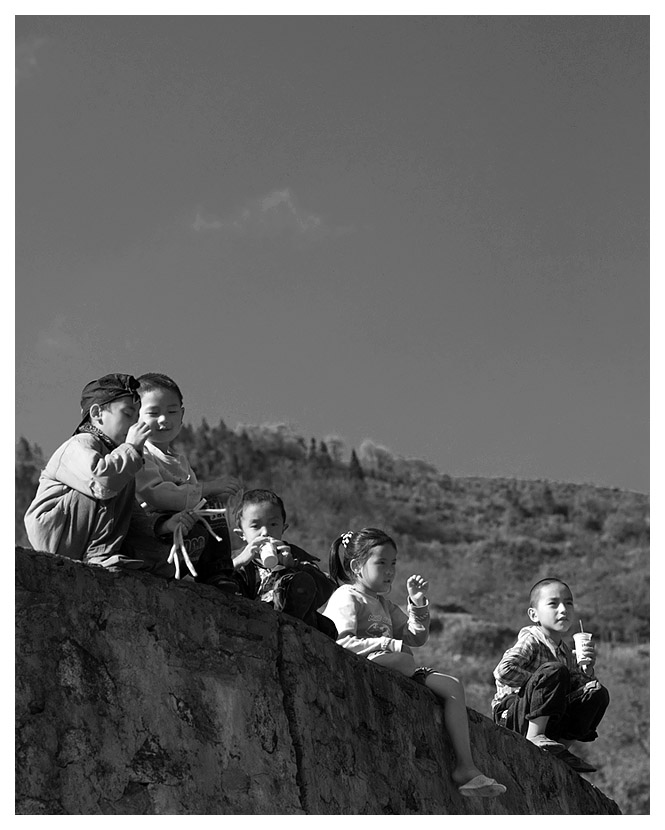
[341,531,353,548]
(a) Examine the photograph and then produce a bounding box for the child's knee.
[391,652,418,675]
[422,671,466,698]
[372,651,417,676]
[445,675,465,697]
[589,681,610,707]
[534,661,570,686]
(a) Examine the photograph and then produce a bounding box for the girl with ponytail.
[324,528,506,799]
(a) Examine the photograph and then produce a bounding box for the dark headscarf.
[75,373,140,433]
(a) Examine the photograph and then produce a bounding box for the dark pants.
[495,662,609,742]
[43,488,175,576]
[98,514,237,587]
[262,563,335,609]
[259,568,338,639]
[187,517,236,584]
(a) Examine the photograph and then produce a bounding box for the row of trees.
[16,418,649,642]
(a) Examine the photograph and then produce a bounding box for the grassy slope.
[249,453,650,814]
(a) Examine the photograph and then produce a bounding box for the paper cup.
[572,632,593,665]
[259,542,279,570]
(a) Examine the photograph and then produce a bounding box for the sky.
[14,11,650,493]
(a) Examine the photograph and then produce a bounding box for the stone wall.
[15,547,620,815]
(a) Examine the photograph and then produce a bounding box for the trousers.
[494,661,610,742]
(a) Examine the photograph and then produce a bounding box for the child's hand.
[126,421,152,451]
[233,537,293,570]
[254,537,292,567]
[203,475,243,498]
[274,540,293,567]
[577,640,597,670]
[233,535,270,568]
[407,574,429,607]
[160,509,197,537]
[162,510,200,579]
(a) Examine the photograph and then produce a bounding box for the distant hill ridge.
[16,420,649,642]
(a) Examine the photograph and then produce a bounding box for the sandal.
[557,749,597,773]
[527,734,566,753]
[458,775,507,798]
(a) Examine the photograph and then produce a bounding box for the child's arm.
[390,574,430,648]
[232,537,294,572]
[135,454,203,512]
[201,475,242,498]
[154,510,198,538]
[493,633,540,688]
[129,500,198,540]
[50,434,144,500]
[232,540,260,570]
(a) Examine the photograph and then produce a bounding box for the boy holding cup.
[491,578,609,774]
[231,488,338,639]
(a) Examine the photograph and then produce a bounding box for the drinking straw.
[579,620,584,633]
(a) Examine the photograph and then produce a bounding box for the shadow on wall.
[15,547,621,815]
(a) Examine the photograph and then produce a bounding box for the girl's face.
[139,388,184,450]
[352,544,397,595]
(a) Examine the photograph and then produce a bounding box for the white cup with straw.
[572,620,593,666]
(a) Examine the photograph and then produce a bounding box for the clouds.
[192,188,353,241]
[34,315,83,359]
[192,212,224,232]
[16,36,47,84]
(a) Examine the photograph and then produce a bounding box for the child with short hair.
[492,577,610,774]
[24,373,196,574]
[135,372,241,593]
[231,488,337,638]
[323,528,506,799]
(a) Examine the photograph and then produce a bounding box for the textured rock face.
[16,547,620,815]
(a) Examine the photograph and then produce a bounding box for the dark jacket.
[235,541,336,608]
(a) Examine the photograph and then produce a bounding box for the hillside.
[15,421,650,813]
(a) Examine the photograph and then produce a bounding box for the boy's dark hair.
[136,372,184,405]
[234,488,287,526]
[529,577,572,607]
[329,528,396,586]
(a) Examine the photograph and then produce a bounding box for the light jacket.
[24,432,152,560]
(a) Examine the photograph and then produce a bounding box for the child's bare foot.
[451,765,484,786]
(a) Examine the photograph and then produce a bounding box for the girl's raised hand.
[407,574,429,606]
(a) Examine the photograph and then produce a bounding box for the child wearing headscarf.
[24,373,196,576]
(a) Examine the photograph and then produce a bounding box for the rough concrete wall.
[16,547,620,815]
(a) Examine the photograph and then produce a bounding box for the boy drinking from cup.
[231,488,337,638]
[491,577,610,774]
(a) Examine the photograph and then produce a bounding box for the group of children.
[24,371,610,801]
